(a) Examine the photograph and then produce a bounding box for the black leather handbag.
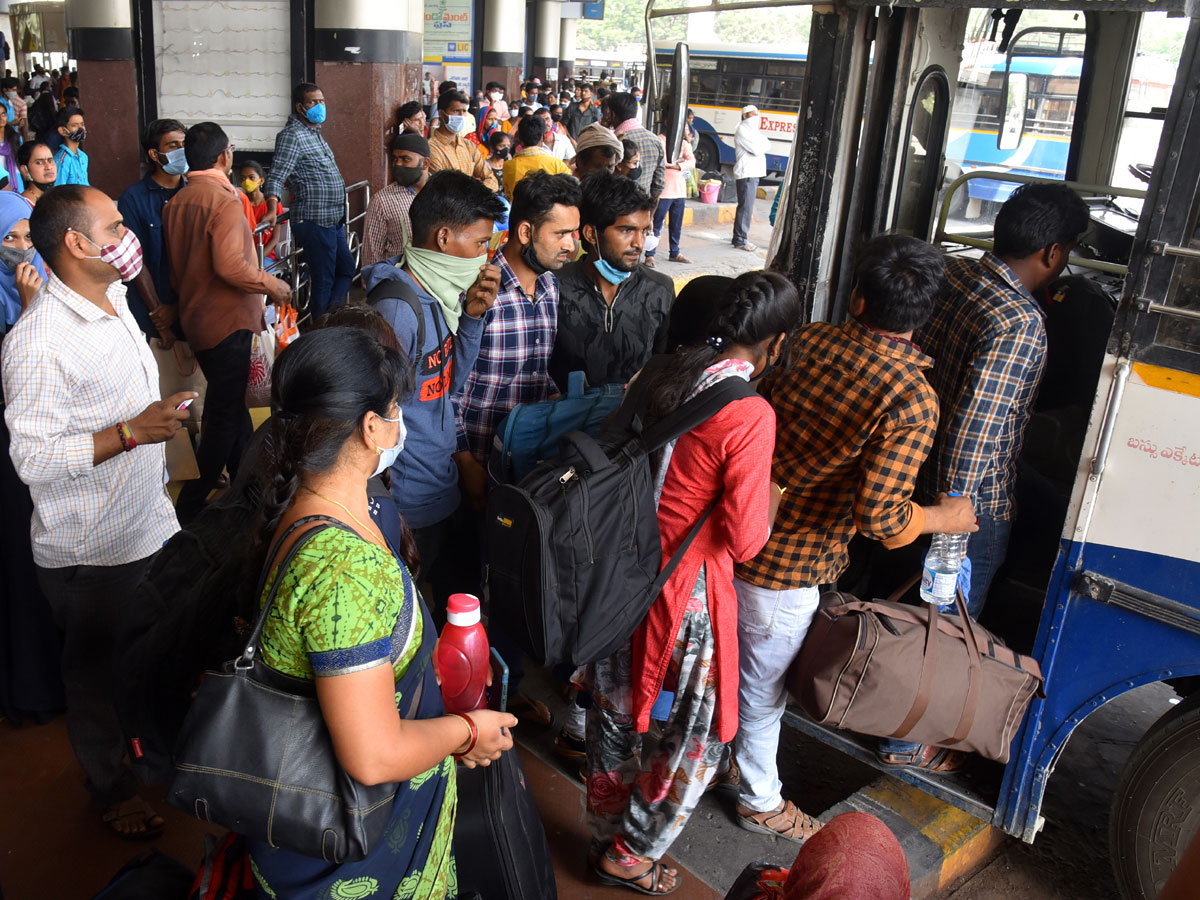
[169,515,412,863]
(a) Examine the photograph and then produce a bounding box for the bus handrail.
[935,170,1147,276]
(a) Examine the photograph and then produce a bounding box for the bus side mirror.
[662,42,690,164]
[999,72,1028,151]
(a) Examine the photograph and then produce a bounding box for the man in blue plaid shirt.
[263,82,354,319]
[453,172,582,499]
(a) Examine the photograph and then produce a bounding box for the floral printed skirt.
[579,606,727,861]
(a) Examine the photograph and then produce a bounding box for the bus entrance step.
[683,200,737,226]
[819,778,1004,898]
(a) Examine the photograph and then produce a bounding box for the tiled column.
[314,0,423,197]
[65,0,140,198]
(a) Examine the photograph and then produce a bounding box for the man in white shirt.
[3,184,194,838]
[733,104,770,251]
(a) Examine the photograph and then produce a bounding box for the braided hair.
[640,270,802,429]
[253,327,415,568]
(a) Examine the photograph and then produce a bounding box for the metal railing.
[934,170,1147,276]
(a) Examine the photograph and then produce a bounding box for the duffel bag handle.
[945,586,986,746]
[891,602,940,738]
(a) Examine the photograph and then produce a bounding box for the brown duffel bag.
[786,584,1043,763]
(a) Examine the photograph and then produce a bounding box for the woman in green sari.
[246,326,516,899]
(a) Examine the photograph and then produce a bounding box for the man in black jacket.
[550,172,675,389]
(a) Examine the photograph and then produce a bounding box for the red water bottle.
[434,593,490,714]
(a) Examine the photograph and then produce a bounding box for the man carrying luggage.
[732,235,977,836]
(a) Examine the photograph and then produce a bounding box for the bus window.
[894,68,951,239]
[1111,12,1189,193]
[943,9,1087,226]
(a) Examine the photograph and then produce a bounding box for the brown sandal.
[735,799,822,843]
[877,744,967,773]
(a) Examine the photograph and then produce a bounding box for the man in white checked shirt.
[2,185,195,839]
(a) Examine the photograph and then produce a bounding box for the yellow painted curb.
[858,779,1003,892]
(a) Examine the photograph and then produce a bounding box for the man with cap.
[733,104,770,252]
[362,132,431,267]
[572,123,623,177]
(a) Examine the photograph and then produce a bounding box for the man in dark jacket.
[550,172,674,389]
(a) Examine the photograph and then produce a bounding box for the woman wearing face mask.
[0,105,23,193]
[487,132,513,200]
[617,139,642,183]
[239,160,281,261]
[245,326,517,899]
[0,189,61,738]
[577,271,801,896]
[0,193,45,327]
[477,105,500,144]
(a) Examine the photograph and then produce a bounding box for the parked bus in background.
[574,53,647,88]
[654,41,803,174]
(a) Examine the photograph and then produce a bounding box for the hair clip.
[707,335,726,351]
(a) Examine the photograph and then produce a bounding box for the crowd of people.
[0,67,1092,899]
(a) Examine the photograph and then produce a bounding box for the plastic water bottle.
[435,594,490,714]
[920,533,968,612]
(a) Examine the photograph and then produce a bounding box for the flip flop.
[592,858,680,895]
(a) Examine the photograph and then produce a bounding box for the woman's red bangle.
[449,712,478,758]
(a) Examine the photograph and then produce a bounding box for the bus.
[653,41,803,174]
[649,3,1200,897]
[574,53,647,88]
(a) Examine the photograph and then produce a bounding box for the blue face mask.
[304,102,327,125]
[160,147,188,176]
[594,257,633,285]
[446,114,467,134]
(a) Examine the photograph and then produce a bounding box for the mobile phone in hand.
[176,398,195,411]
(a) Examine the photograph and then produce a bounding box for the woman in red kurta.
[581,271,803,895]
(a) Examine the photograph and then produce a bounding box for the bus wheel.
[696,135,720,174]
[1110,694,1200,900]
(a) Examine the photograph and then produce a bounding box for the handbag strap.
[239,514,358,666]
[891,601,941,738]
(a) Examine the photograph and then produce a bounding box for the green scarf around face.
[402,243,486,334]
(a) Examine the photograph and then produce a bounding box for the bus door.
[990,18,1200,900]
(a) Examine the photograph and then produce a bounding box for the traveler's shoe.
[669,254,693,264]
[706,757,741,794]
[733,242,758,252]
[644,256,657,267]
[509,692,553,727]
[553,729,588,760]
[735,800,822,844]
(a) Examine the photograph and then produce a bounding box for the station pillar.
[558,16,577,80]
[532,0,562,83]
[314,0,422,195]
[481,0,526,101]
[64,0,140,199]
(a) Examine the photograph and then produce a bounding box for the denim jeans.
[291,220,355,320]
[878,513,1014,756]
[648,197,685,259]
[733,177,759,247]
[734,577,821,813]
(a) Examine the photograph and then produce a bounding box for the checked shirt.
[455,249,558,464]
[614,118,666,198]
[737,319,939,590]
[263,114,346,227]
[915,253,1047,520]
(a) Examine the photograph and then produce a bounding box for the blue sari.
[249,491,457,900]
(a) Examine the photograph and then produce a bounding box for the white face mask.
[372,411,406,476]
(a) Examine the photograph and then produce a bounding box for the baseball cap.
[742,104,759,115]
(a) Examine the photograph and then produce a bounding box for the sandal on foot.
[877,744,967,773]
[103,796,165,841]
[593,856,680,895]
[735,799,822,843]
[706,757,741,794]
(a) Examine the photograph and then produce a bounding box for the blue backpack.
[489,370,624,484]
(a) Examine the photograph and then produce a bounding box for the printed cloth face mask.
[74,228,144,282]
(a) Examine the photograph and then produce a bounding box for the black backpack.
[485,356,756,667]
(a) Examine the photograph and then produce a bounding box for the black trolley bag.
[485,355,756,667]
